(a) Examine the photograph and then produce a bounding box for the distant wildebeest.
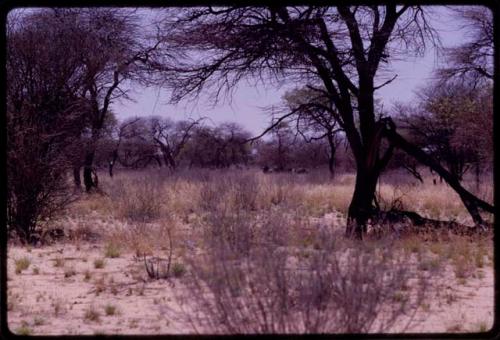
[262,165,309,174]
[293,168,308,174]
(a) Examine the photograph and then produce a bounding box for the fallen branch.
[381,117,493,228]
[372,209,491,236]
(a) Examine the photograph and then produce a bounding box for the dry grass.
[104,241,121,258]
[14,257,31,274]
[94,258,106,269]
[84,305,101,322]
[8,167,492,334]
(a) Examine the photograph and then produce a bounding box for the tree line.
[6,6,493,243]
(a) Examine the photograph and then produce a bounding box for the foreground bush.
[170,204,432,334]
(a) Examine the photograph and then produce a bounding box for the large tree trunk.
[108,150,118,178]
[327,133,336,179]
[346,166,379,239]
[83,150,97,192]
[73,166,81,188]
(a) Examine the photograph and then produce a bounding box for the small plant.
[129,319,139,328]
[53,257,65,268]
[429,242,446,256]
[418,258,440,272]
[84,305,101,322]
[94,277,105,296]
[15,324,32,335]
[104,304,117,316]
[15,257,31,274]
[447,323,462,332]
[83,270,92,281]
[392,291,407,303]
[453,257,472,279]
[476,321,489,332]
[32,267,40,275]
[172,262,186,278]
[64,268,77,278]
[104,242,121,258]
[94,258,105,269]
[445,292,458,305]
[475,252,485,268]
[52,299,64,316]
[33,316,45,326]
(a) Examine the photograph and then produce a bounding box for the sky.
[113,6,473,135]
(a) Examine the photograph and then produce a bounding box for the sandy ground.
[6,239,493,335]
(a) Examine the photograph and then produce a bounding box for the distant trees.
[397,81,493,186]
[150,117,202,170]
[283,87,342,177]
[182,123,252,168]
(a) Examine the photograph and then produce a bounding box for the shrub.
[53,257,65,268]
[14,325,32,335]
[84,305,100,322]
[104,304,117,316]
[14,257,31,274]
[83,270,92,281]
[171,262,186,278]
[64,268,77,278]
[172,216,431,334]
[33,317,45,326]
[109,176,163,222]
[94,258,105,269]
[104,242,121,258]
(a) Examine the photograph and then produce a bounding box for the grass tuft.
[94,258,105,269]
[15,257,31,274]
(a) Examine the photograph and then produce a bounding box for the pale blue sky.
[114,6,473,135]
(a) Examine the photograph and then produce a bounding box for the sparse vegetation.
[14,257,31,274]
[94,258,105,269]
[5,4,494,335]
[104,242,121,258]
[83,270,92,281]
[475,322,490,333]
[53,257,65,268]
[14,324,32,335]
[84,305,101,322]
[33,317,45,326]
[64,267,77,278]
[171,262,186,278]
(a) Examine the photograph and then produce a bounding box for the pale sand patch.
[7,242,493,335]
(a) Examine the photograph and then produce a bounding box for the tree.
[398,81,493,187]
[182,123,252,168]
[283,87,342,177]
[400,82,493,180]
[150,117,202,170]
[115,117,161,170]
[6,10,87,242]
[159,6,493,238]
[438,6,493,86]
[44,8,172,192]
